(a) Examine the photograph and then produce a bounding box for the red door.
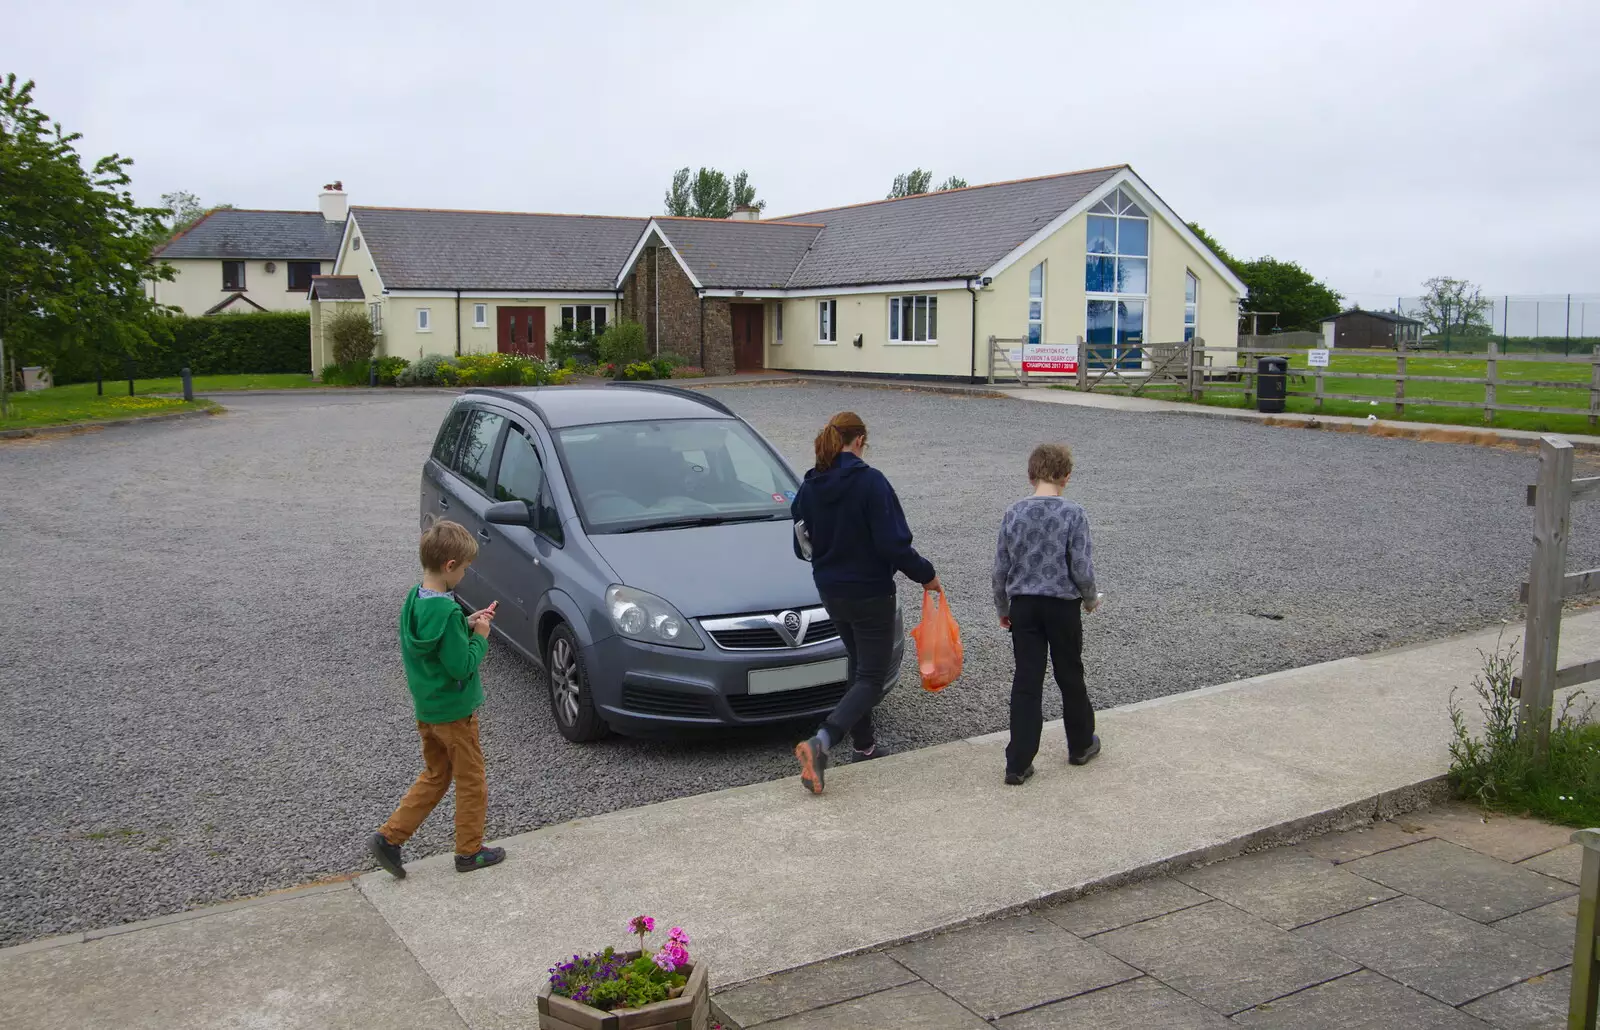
[497,307,546,359]
[731,304,765,372]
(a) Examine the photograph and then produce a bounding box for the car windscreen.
[557,418,799,533]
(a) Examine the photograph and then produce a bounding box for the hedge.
[26,311,312,385]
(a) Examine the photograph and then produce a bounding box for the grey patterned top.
[992,496,1097,617]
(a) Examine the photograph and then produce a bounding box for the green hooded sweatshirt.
[399,586,487,724]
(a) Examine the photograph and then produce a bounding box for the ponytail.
[814,411,867,471]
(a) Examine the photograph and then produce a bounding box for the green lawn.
[120,373,318,393]
[1066,352,1600,436]
[0,388,214,430]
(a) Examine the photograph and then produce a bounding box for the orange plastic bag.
[910,590,963,692]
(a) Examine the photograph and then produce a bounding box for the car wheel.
[546,624,608,742]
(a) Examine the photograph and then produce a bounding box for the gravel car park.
[1,384,1591,944]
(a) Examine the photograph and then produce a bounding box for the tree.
[1414,276,1491,345]
[1186,221,1241,275]
[663,167,765,218]
[0,74,172,385]
[886,169,967,199]
[326,305,377,365]
[160,190,232,236]
[1184,223,1339,331]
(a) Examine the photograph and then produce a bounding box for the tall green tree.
[887,169,967,199]
[1413,276,1491,345]
[160,189,232,236]
[0,74,171,383]
[1186,222,1340,331]
[663,167,765,218]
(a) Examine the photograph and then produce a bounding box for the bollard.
[369,358,378,387]
[181,367,194,403]
[1575,828,1599,1029]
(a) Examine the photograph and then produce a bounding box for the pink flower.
[629,915,655,936]
[663,942,689,967]
[668,927,690,946]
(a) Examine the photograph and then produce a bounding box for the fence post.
[1315,367,1325,411]
[1520,435,1573,759]
[1589,347,1599,430]
[1485,337,1498,425]
[1571,828,1598,1029]
[1188,337,1202,401]
[1394,336,1407,417]
[986,335,996,386]
[1075,335,1087,392]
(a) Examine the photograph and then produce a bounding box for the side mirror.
[485,500,534,527]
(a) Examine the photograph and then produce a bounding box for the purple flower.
[653,950,677,972]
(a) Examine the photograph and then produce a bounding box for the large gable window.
[1085,186,1149,370]
[561,305,608,334]
[888,295,937,344]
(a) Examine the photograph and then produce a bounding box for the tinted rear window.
[432,408,468,466]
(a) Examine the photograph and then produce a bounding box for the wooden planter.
[536,956,709,1030]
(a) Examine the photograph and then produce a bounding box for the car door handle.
[438,496,450,509]
[477,528,491,542]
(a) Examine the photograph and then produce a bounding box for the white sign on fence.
[1308,348,1331,368]
[1023,342,1079,374]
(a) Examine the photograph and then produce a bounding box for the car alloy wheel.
[545,623,608,742]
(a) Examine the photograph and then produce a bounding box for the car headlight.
[605,586,703,650]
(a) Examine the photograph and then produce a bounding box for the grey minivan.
[421,383,903,741]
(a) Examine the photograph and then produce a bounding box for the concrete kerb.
[0,406,222,440]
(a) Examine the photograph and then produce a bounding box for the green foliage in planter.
[598,320,649,367]
[454,353,551,387]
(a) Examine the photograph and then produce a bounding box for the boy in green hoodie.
[368,520,506,877]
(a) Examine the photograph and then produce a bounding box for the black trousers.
[818,593,898,751]
[1005,595,1096,775]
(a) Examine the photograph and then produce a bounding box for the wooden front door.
[731,304,765,372]
[497,307,546,359]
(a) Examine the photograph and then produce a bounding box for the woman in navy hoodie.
[791,411,941,795]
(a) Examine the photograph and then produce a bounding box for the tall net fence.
[1388,293,1600,353]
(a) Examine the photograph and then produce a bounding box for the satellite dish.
[264,262,277,273]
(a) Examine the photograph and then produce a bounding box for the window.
[561,305,608,333]
[1027,263,1045,345]
[1085,186,1149,369]
[818,299,837,343]
[888,296,938,343]
[369,302,383,335]
[222,261,246,291]
[474,303,488,328]
[1184,271,1199,343]
[417,308,431,332]
[455,410,506,492]
[775,305,784,345]
[286,261,320,291]
[494,425,561,542]
[431,407,469,466]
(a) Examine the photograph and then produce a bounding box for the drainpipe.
[967,279,980,382]
[454,290,462,357]
[698,291,707,370]
[653,246,661,356]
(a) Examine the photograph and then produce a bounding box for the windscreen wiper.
[615,512,787,533]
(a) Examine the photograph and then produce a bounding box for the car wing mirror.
[485,500,534,527]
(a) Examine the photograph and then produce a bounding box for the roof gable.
[154,209,345,260]
[649,219,823,289]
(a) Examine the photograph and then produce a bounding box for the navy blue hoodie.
[791,452,936,599]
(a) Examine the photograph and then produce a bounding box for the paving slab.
[1461,966,1575,1030]
[1296,896,1566,1006]
[1394,804,1576,863]
[1231,969,1493,1029]
[1174,848,1398,929]
[1346,838,1577,922]
[1043,876,1210,937]
[1299,819,1433,864]
[1516,842,1584,885]
[711,953,916,1028]
[756,982,987,1029]
[995,976,1232,1029]
[0,887,460,1030]
[888,913,1139,1019]
[1093,900,1359,1015]
[1492,896,1581,956]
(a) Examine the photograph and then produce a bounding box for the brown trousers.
[378,713,486,857]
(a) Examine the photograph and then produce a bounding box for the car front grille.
[701,608,840,651]
[620,685,714,719]
[728,682,849,720]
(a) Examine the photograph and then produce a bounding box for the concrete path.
[5,611,1597,1030]
[715,804,1583,1028]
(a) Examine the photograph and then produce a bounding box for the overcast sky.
[7,0,1596,306]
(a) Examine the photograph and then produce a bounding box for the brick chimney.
[319,181,348,222]
[728,205,760,222]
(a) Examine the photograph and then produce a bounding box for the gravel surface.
[1,384,1593,945]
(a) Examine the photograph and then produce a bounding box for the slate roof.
[653,219,823,289]
[773,166,1125,288]
[350,207,647,290]
[308,275,365,301]
[154,209,345,260]
[1323,308,1424,325]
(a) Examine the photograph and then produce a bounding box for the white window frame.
[887,295,938,345]
[369,302,382,335]
[1184,271,1199,343]
[474,303,488,328]
[818,299,837,344]
[417,307,431,332]
[561,304,609,333]
[1027,263,1045,345]
[1085,186,1150,368]
[774,304,784,345]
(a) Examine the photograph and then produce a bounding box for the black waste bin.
[1257,356,1288,413]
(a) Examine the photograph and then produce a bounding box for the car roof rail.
[463,386,551,427]
[605,380,734,417]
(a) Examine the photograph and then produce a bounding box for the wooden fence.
[987,335,1201,396]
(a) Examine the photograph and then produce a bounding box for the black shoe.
[1004,766,1036,786]
[852,743,890,761]
[368,832,406,879]
[796,736,829,794]
[455,846,506,873]
[1069,736,1102,766]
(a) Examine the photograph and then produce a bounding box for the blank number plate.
[747,658,849,695]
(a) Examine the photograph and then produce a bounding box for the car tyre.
[546,623,608,742]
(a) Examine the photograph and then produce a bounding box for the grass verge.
[1448,639,1600,827]
[1,391,217,431]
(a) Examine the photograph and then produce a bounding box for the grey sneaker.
[1004,766,1036,786]
[368,833,406,879]
[454,846,506,873]
[852,743,889,762]
[1069,736,1102,766]
[796,735,829,794]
